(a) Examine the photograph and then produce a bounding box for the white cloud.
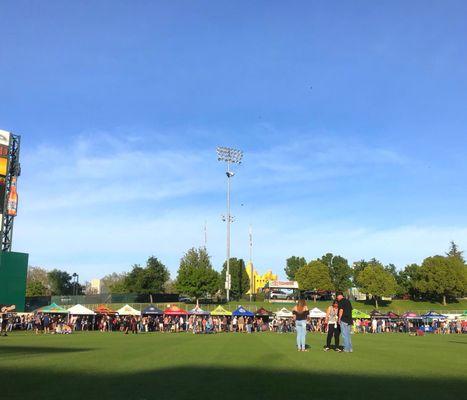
[16,129,452,282]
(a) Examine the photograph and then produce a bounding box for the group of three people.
[292,291,353,353]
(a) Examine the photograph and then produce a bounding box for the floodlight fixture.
[216,146,243,164]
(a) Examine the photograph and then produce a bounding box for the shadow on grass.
[2,366,465,400]
[0,346,92,357]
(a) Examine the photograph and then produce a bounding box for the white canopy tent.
[68,304,95,315]
[445,314,461,320]
[275,308,293,318]
[309,307,326,319]
[117,304,141,316]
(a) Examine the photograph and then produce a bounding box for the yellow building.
[245,262,278,294]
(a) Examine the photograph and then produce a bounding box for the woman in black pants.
[324,300,341,352]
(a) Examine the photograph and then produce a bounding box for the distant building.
[245,262,278,294]
[90,278,102,294]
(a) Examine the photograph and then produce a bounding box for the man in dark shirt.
[337,291,353,353]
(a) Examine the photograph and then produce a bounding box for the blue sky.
[1,1,467,281]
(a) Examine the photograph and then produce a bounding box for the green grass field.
[1,331,466,400]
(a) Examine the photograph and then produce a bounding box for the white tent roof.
[68,304,95,315]
[445,313,461,320]
[117,304,141,316]
[275,307,293,318]
[309,307,326,318]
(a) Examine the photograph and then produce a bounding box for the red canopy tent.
[255,307,273,317]
[94,304,117,315]
[164,305,188,315]
[384,311,400,319]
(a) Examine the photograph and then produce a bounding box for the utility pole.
[249,225,254,302]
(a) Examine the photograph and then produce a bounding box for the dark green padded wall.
[0,251,29,311]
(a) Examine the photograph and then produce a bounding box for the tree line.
[26,242,466,306]
[287,242,466,307]
[26,249,250,301]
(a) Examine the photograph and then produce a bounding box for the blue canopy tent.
[142,305,164,315]
[421,311,447,320]
[232,306,254,317]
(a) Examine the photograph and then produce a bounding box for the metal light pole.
[249,225,254,302]
[217,146,243,302]
[72,273,79,297]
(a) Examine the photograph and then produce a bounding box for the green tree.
[26,266,50,296]
[415,255,467,305]
[176,247,220,300]
[26,280,48,296]
[124,256,170,298]
[397,263,421,299]
[296,260,333,302]
[320,253,352,291]
[352,259,369,285]
[284,256,307,280]
[101,272,128,294]
[220,258,250,300]
[356,263,397,308]
[446,241,465,263]
[47,269,74,295]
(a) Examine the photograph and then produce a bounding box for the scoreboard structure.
[0,129,28,311]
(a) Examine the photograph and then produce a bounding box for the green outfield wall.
[0,251,29,311]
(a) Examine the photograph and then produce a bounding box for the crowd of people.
[1,302,466,342]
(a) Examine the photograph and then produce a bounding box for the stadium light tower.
[217,146,243,302]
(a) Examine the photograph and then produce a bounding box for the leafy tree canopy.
[415,255,466,305]
[221,258,250,300]
[47,269,74,295]
[446,241,465,263]
[296,260,333,292]
[176,247,219,299]
[284,256,307,280]
[320,253,352,291]
[124,256,170,294]
[356,262,398,308]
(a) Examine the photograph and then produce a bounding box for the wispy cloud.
[15,128,444,281]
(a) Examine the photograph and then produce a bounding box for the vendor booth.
[370,309,385,318]
[232,306,254,317]
[255,307,272,318]
[275,307,293,319]
[163,305,188,315]
[384,311,400,320]
[309,307,326,319]
[142,305,164,315]
[189,306,210,315]
[36,303,69,314]
[94,305,117,315]
[68,304,95,315]
[352,309,370,319]
[421,311,447,320]
[402,312,421,319]
[210,305,232,316]
[117,304,141,316]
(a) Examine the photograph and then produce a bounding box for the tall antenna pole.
[204,220,207,249]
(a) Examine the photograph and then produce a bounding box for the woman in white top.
[324,300,341,351]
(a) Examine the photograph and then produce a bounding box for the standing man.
[336,291,353,353]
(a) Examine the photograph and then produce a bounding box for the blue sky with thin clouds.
[1,1,467,281]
